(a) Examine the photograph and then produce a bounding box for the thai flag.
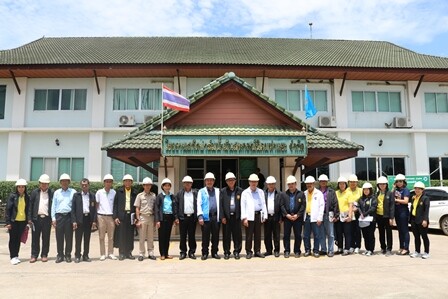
[162,85,190,112]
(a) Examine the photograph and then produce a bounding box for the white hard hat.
[376,176,388,184]
[248,173,259,182]
[161,178,172,186]
[182,175,193,183]
[59,173,71,181]
[204,172,216,180]
[414,181,425,189]
[318,174,329,181]
[103,174,114,181]
[265,176,276,184]
[362,182,373,189]
[286,175,297,184]
[225,172,236,181]
[304,176,316,184]
[122,174,133,181]
[337,176,348,183]
[142,177,153,185]
[38,174,51,184]
[348,174,358,182]
[15,178,27,186]
[395,174,406,181]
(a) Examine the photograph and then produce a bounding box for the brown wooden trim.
[128,156,158,176]
[9,70,21,94]
[414,75,424,97]
[93,69,100,95]
[339,72,347,96]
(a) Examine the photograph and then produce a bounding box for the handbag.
[21,225,29,244]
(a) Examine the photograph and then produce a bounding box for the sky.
[1,0,448,57]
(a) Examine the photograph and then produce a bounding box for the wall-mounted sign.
[387,175,431,189]
[162,135,307,157]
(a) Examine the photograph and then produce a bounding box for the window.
[304,165,330,181]
[113,88,162,110]
[429,157,448,180]
[34,89,87,111]
[425,93,448,113]
[352,91,401,112]
[0,85,5,119]
[31,157,84,181]
[355,157,405,181]
[111,159,159,184]
[275,89,327,112]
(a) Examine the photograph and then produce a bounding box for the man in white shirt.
[176,176,198,260]
[263,176,281,257]
[303,176,325,258]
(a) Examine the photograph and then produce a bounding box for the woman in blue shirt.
[393,174,411,256]
[155,178,178,260]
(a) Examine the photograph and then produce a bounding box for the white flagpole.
[160,84,164,150]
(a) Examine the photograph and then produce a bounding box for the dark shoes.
[138,256,144,261]
[294,253,301,258]
[274,251,280,258]
[55,256,64,263]
[304,251,311,257]
[82,256,91,262]
[201,254,208,260]
[148,255,157,260]
[255,252,265,258]
[188,253,196,260]
[234,253,240,260]
[284,252,290,258]
[246,252,253,259]
[264,251,272,257]
[313,252,320,258]
[212,254,221,260]
[327,252,334,257]
[224,254,230,260]
[127,254,135,260]
[119,254,125,261]
[74,257,81,263]
[65,256,72,263]
[179,253,187,260]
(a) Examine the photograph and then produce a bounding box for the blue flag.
[304,85,317,119]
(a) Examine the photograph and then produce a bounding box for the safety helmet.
[414,181,425,189]
[394,174,406,181]
[265,176,276,184]
[337,176,348,183]
[225,172,236,181]
[362,182,373,189]
[122,174,133,181]
[318,174,329,181]
[248,174,259,182]
[182,175,193,183]
[103,174,114,181]
[348,174,358,182]
[161,178,172,186]
[15,178,28,186]
[204,172,216,180]
[376,176,388,184]
[142,177,153,185]
[286,175,297,184]
[59,173,71,181]
[304,176,316,184]
[38,174,51,184]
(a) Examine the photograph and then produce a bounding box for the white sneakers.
[99,255,106,261]
[354,248,360,254]
[421,253,430,259]
[410,252,421,258]
[108,254,118,260]
[10,257,21,265]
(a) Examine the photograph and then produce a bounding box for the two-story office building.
[1,37,447,189]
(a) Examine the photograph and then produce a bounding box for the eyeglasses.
[396,180,404,183]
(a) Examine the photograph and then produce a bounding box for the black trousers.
[411,221,430,254]
[376,215,393,251]
[179,215,197,254]
[74,215,92,258]
[55,213,73,257]
[264,215,280,253]
[31,216,51,258]
[117,213,134,255]
[222,214,242,255]
[158,214,174,257]
[201,215,220,255]
[245,213,262,254]
[283,218,303,254]
[361,221,376,252]
[9,221,27,259]
[335,221,352,251]
[351,219,362,249]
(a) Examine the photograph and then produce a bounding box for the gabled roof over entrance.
[102,72,363,174]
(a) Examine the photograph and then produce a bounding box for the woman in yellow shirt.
[335,176,352,256]
[5,179,30,265]
[409,181,430,259]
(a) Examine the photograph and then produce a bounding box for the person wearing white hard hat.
[335,176,352,256]
[155,178,178,260]
[317,174,339,257]
[71,178,97,263]
[5,179,30,265]
[113,174,138,260]
[303,176,325,258]
[28,174,53,263]
[176,175,198,260]
[51,173,76,263]
[375,176,394,256]
[241,173,267,259]
[220,172,243,260]
[197,172,221,260]
[96,174,118,261]
[279,175,306,258]
[393,174,411,256]
[347,174,362,254]
[134,177,157,261]
[409,182,430,259]
[358,182,378,256]
[263,176,281,258]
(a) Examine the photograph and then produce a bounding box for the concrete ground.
[1,227,447,299]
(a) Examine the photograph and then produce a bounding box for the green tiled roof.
[102,72,363,152]
[1,37,447,69]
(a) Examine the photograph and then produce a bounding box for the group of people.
[4,171,431,265]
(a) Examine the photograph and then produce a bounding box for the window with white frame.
[425,93,448,113]
[31,157,84,182]
[34,89,87,111]
[303,165,330,181]
[274,89,327,112]
[0,85,5,119]
[113,88,162,110]
[352,91,401,112]
[355,157,405,181]
[111,159,159,184]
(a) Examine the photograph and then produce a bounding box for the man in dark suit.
[71,178,97,263]
[113,174,137,260]
[28,174,53,263]
[263,176,281,257]
[220,172,243,260]
[176,176,198,260]
[279,175,306,258]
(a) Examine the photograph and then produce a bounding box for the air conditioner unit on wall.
[393,117,412,128]
[318,116,337,128]
[119,115,135,126]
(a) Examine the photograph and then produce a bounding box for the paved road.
[1,228,447,298]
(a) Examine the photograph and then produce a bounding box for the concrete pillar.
[268,157,280,186]
[88,132,103,182]
[337,132,353,178]
[91,77,107,128]
[6,132,23,180]
[11,77,27,128]
[282,157,301,190]
[407,80,422,129]
[412,133,429,175]
[333,78,348,129]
